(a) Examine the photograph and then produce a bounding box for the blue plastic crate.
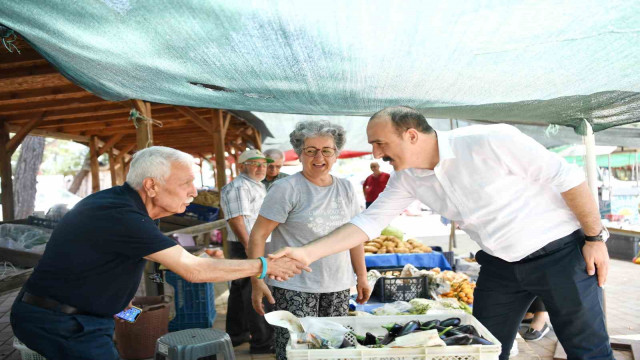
[164,271,216,331]
[175,204,220,222]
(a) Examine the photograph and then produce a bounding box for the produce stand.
[284,312,501,360]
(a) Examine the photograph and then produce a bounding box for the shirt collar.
[407,129,456,177]
[240,173,265,186]
[123,182,148,214]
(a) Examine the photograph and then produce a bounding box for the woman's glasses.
[302,146,337,158]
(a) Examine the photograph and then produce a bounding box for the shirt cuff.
[350,214,383,241]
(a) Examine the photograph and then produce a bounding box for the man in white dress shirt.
[274,106,612,359]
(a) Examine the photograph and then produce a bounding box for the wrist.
[584,227,609,242]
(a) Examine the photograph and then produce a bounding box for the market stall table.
[365,252,452,270]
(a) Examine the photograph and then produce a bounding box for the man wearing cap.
[220,149,275,354]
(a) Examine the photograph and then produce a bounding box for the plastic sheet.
[0,224,52,253]
[1,1,640,132]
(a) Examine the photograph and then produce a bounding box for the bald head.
[370,106,434,137]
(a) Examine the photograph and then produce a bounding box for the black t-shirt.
[24,183,176,317]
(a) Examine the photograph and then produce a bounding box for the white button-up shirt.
[350,124,584,262]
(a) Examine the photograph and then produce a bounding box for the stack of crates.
[164,271,216,331]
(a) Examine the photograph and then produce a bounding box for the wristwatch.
[585,227,610,242]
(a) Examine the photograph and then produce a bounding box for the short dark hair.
[370,106,434,136]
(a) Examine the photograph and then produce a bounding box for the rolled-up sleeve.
[350,172,415,239]
[488,125,585,193]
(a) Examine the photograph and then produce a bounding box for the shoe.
[522,323,550,341]
[249,346,275,354]
[230,335,251,347]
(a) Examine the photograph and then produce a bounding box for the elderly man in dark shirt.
[10,146,306,360]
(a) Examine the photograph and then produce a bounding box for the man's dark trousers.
[226,241,274,351]
[473,230,613,360]
[11,290,119,360]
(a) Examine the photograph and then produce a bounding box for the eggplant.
[339,337,353,348]
[420,319,440,330]
[381,323,404,345]
[454,325,480,337]
[434,325,465,337]
[443,334,474,345]
[470,336,493,345]
[398,320,421,336]
[364,332,379,346]
[440,317,462,327]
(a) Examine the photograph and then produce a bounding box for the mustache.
[186,197,194,203]
[382,156,393,162]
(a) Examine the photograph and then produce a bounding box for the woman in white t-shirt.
[247,120,370,359]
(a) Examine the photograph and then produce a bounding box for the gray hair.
[263,148,285,161]
[126,146,194,190]
[289,120,346,156]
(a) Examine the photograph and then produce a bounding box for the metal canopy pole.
[583,120,599,208]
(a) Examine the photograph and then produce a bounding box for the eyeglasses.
[268,164,282,170]
[243,161,267,168]
[302,146,337,158]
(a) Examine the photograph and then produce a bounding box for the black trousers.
[225,241,274,350]
[473,230,613,360]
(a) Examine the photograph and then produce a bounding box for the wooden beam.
[109,148,117,187]
[89,135,100,193]
[0,122,14,220]
[253,128,262,151]
[6,124,89,143]
[0,96,106,115]
[114,143,135,164]
[97,134,124,156]
[131,100,153,150]
[0,73,71,92]
[223,112,231,138]
[174,106,213,134]
[213,110,226,189]
[6,114,45,155]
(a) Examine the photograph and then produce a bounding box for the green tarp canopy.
[2,1,640,134]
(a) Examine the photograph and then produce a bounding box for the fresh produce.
[192,190,220,207]
[440,280,475,304]
[440,317,462,327]
[349,319,493,348]
[364,236,432,255]
[381,225,404,241]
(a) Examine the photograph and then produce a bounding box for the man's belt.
[22,292,81,315]
[520,229,583,261]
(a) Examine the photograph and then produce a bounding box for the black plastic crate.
[370,272,430,303]
[26,216,59,229]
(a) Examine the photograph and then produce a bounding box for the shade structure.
[1,1,640,134]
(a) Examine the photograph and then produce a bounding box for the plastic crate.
[176,204,219,222]
[26,216,58,229]
[164,271,216,331]
[370,270,430,303]
[287,311,501,360]
[13,338,46,360]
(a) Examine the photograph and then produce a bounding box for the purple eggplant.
[443,334,474,345]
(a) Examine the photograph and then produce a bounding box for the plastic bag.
[299,317,350,349]
[371,301,412,315]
